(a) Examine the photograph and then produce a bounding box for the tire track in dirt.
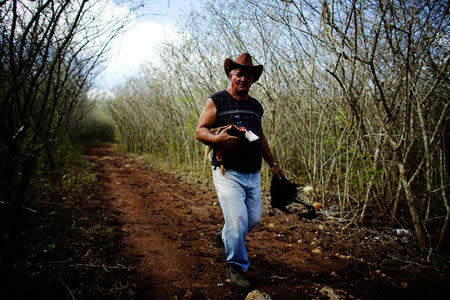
[88,145,236,299]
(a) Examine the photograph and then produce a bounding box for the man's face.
[229,68,254,95]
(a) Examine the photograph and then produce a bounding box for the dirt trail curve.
[86,144,440,299]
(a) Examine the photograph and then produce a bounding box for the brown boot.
[226,264,251,289]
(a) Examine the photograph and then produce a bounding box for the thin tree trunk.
[397,154,428,249]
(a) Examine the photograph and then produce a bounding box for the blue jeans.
[212,167,262,271]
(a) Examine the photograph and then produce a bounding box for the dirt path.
[87,144,447,299]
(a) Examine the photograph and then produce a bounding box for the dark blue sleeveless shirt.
[210,90,264,173]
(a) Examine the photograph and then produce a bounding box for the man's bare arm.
[195,98,218,145]
[260,121,284,178]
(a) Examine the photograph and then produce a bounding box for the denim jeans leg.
[213,168,261,271]
[245,172,262,233]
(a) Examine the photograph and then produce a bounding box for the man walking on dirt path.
[195,53,284,289]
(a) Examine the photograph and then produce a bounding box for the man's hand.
[270,164,284,179]
[215,125,240,150]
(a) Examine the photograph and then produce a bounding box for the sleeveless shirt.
[210,90,264,173]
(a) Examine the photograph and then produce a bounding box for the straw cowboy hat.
[224,53,263,82]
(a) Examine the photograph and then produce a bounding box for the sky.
[91,0,200,96]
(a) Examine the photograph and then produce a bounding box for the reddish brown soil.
[87,144,449,299]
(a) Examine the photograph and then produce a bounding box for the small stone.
[303,185,314,194]
[245,290,272,300]
[320,286,341,300]
[312,248,322,254]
